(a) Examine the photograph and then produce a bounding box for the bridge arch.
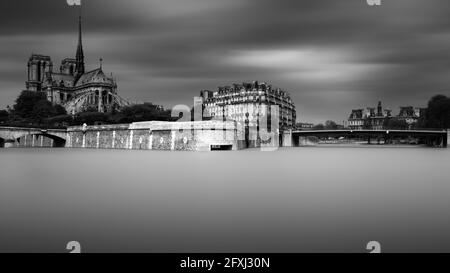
[0,128,67,148]
[15,133,66,148]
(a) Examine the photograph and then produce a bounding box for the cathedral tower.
[26,54,53,91]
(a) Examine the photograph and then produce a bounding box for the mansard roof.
[349,109,364,119]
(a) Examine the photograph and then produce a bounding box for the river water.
[1,147,450,253]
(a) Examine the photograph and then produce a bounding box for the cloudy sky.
[1,0,450,123]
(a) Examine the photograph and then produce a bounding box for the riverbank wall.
[66,121,251,151]
[448,129,450,147]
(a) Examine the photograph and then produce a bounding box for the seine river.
[1,147,450,253]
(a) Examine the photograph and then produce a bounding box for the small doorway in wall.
[211,145,232,151]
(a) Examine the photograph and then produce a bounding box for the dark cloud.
[1,0,450,123]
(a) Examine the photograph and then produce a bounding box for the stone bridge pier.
[446,129,450,148]
[282,130,293,147]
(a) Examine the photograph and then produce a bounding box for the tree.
[423,95,450,129]
[43,115,73,128]
[11,91,67,124]
[313,123,325,130]
[384,118,409,130]
[0,110,8,123]
[54,104,67,116]
[324,120,338,130]
[73,112,109,125]
[13,91,47,118]
[116,103,171,123]
[32,100,58,121]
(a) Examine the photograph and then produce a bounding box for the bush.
[13,91,47,118]
[0,110,8,123]
[12,90,67,122]
[115,103,172,123]
[43,115,73,127]
[384,118,409,130]
[72,112,109,125]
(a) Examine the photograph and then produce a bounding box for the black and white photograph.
[1,0,450,262]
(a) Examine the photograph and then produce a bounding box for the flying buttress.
[63,90,131,115]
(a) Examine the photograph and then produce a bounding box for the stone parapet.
[66,121,246,151]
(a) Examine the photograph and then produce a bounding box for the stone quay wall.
[448,129,450,146]
[66,121,249,151]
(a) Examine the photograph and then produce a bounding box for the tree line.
[0,91,173,128]
[0,91,449,130]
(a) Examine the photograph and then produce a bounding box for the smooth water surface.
[1,147,449,253]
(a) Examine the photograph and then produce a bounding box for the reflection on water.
[1,147,450,253]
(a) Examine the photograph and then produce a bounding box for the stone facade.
[448,129,450,146]
[25,16,128,115]
[282,130,293,147]
[348,102,427,130]
[398,106,426,126]
[348,102,391,130]
[66,121,253,151]
[200,81,296,129]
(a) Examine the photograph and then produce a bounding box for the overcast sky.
[1,0,450,123]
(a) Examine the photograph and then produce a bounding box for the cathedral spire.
[75,12,85,78]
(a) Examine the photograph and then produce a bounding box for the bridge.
[284,129,450,148]
[0,127,67,148]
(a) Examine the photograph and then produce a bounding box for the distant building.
[348,101,391,130]
[295,122,314,130]
[200,81,296,129]
[348,109,365,130]
[25,15,128,115]
[364,101,390,130]
[398,106,426,126]
[347,101,427,130]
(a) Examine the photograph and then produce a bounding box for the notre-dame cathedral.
[25,16,129,115]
